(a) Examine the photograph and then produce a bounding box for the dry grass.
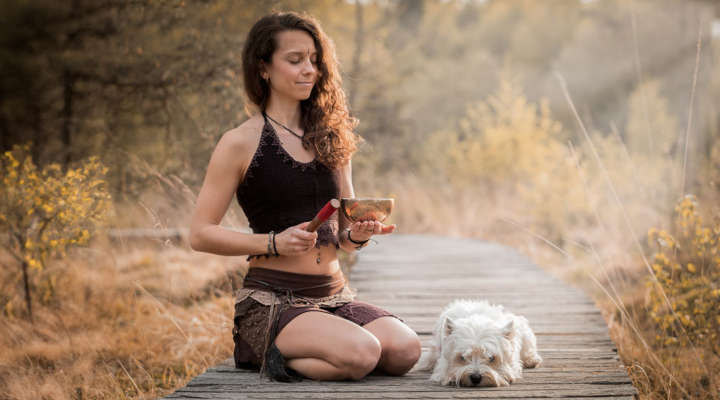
[0,150,367,399]
[0,236,246,399]
[0,189,359,399]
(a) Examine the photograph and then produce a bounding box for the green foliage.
[647,195,720,355]
[0,144,113,318]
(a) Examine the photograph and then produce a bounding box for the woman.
[189,11,421,382]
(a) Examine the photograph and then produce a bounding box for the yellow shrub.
[437,80,566,187]
[0,144,113,318]
[625,80,679,157]
[646,195,720,355]
[425,79,591,242]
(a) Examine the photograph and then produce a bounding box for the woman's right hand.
[274,221,318,256]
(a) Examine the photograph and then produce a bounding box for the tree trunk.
[0,85,7,153]
[21,259,34,324]
[62,68,75,169]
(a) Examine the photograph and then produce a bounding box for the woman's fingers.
[350,220,396,239]
[359,220,381,233]
[277,222,317,254]
[379,224,396,234]
[294,226,317,241]
[293,227,316,249]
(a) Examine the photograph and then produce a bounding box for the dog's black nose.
[470,374,482,385]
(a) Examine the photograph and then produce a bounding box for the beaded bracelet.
[346,228,370,250]
[271,231,279,256]
[267,231,275,256]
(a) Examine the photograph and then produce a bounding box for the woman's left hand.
[349,220,396,242]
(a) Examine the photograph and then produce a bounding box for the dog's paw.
[523,353,542,369]
[412,349,437,372]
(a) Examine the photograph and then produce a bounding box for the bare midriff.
[247,244,340,275]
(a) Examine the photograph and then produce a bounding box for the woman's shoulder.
[215,114,266,160]
[220,114,265,148]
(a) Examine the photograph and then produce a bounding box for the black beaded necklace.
[264,112,304,140]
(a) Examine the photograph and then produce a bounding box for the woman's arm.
[189,123,269,256]
[336,160,395,253]
[189,120,319,257]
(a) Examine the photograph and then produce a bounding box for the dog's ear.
[502,320,514,339]
[443,317,454,338]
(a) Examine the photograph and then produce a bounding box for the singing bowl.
[340,198,394,223]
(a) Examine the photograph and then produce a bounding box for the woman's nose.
[301,59,316,75]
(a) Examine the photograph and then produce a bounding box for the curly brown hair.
[242,11,361,169]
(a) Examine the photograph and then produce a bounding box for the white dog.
[414,299,542,387]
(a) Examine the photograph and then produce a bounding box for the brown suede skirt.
[232,267,399,371]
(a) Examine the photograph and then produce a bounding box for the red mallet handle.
[306,199,340,232]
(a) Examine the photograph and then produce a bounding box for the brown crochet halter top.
[236,112,340,260]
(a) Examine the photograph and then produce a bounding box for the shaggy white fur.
[414,299,542,387]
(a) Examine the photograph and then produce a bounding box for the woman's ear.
[259,61,269,80]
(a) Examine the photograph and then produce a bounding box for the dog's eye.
[458,354,467,362]
[489,355,496,363]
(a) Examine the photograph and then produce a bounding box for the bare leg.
[274,311,382,381]
[285,358,345,380]
[363,316,421,376]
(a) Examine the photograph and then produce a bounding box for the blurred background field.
[1,0,719,398]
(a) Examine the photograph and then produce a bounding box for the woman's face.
[263,29,319,103]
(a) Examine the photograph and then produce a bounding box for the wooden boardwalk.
[163,234,637,399]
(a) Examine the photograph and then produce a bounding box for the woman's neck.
[265,95,302,130]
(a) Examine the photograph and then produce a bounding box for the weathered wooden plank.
[174,386,638,396]
[198,367,632,380]
[188,374,633,387]
[166,393,636,400]
[168,386,637,398]
[355,292,595,300]
[358,303,604,315]
[350,271,550,279]
[357,302,600,311]
[205,363,633,376]
[162,234,636,399]
[351,273,553,281]
[407,327,613,335]
[175,379,639,392]
[201,370,634,382]
[396,315,608,324]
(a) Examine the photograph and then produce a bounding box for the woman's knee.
[338,335,382,380]
[382,334,422,375]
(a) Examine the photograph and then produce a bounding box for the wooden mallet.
[306,198,340,232]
